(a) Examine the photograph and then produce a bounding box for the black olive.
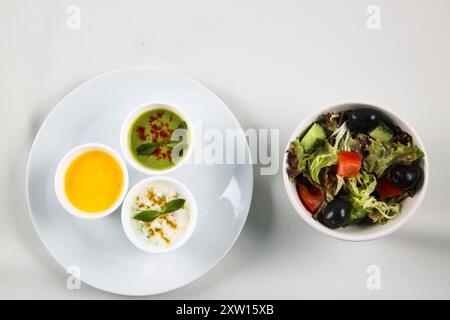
[319,198,352,229]
[390,165,422,190]
[346,108,383,132]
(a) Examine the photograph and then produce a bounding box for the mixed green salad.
[286,107,425,229]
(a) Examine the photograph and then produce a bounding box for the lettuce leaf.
[320,167,345,202]
[318,111,347,136]
[367,201,401,224]
[347,133,370,156]
[331,122,349,150]
[330,122,369,157]
[286,139,308,180]
[363,139,424,177]
[308,141,338,184]
[345,171,402,224]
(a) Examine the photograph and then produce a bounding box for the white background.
[1,0,449,299]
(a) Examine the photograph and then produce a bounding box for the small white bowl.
[55,143,129,219]
[121,176,198,253]
[120,101,195,175]
[283,102,429,241]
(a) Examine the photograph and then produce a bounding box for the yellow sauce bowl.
[55,143,129,219]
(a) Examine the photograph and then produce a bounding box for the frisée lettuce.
[345,171,401,224]
[364,139,424,177]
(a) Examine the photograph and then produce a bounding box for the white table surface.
[1,0,449,299]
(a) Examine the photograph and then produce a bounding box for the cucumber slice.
[369,122,393,142]
[300,123,326,152]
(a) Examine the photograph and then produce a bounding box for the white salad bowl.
[283,102,429,241]
[121,176,198,254]
[120,101,195,176]
[54,143,129,219]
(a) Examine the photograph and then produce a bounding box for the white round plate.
[26,68,253,296]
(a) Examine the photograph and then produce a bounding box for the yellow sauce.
[65,150,124,213]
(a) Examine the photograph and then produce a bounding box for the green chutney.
[129,108,188,170]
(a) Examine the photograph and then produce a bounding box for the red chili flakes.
[160,130,169,139]
[153,147,162,160]
[143,111,176,161]
[136,126,147,141]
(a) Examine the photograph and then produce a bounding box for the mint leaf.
[133,210,160,222]
[136,143,158,156]
[178,121,187,130]
[161,199,185,214]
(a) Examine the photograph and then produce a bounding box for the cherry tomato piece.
[337,151,362,178]
[377,178,403,199]
[297,183,324,213]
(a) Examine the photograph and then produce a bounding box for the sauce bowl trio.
[55,102,198,253]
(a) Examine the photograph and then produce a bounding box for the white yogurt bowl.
[120,101,195,176]
[283,102,429,241]
[121,176,198,253]
[54,143,129,219]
